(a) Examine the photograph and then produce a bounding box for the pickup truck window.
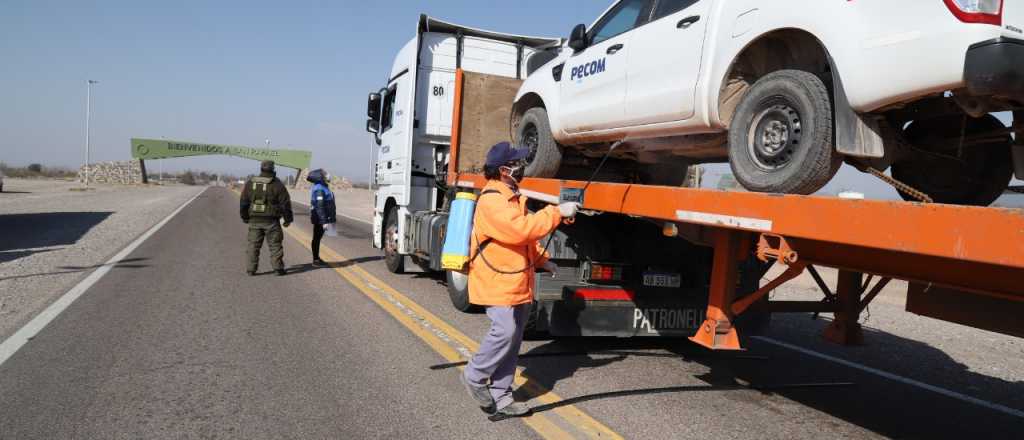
[651,0,698,21]
[590,0,650,45]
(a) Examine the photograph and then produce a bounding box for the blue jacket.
[311,183,337,225]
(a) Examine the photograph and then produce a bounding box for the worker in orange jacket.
[460,142,578,418]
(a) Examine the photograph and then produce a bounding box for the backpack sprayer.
[440,141,624,273]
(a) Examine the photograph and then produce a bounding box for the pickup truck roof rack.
[447,68,1024,350]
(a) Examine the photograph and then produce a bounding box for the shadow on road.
[0,212,112,263]
[0,191,32,194]
[285,256,385,275]
[0,257,150,281]
[494,318,1024,436]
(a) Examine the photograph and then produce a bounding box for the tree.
[179,170,196,185]
[27,163,42,173]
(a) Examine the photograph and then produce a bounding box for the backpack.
[249,176,279,218]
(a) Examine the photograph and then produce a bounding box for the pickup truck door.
[623,0,713,125]
[560,0,653,134]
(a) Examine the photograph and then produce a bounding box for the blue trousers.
[464,303,530,409]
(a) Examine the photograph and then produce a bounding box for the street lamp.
[84,80,99,187]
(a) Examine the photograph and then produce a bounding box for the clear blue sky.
[0,0,608,181]
[1,0,1019,201]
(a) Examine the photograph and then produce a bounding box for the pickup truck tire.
[893,114,1013,206]
[517,107,562,178]
[728,70,841,195]
[384,209,404,273]
[446,270,481,313]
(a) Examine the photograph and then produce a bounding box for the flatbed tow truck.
[368,16,1024,350]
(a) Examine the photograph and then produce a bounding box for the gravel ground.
[0,178,203,341]
[287,187,373,223]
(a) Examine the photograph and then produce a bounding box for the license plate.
[643,272,681,288]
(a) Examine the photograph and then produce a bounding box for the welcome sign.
[130,138,312,170]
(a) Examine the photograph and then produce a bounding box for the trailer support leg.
[690,230,744,351]
[823,270,864,345]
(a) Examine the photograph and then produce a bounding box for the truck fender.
[829,55,885,159]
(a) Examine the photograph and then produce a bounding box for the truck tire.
[516,107,562,178]
[384,209,404,273]
[446,270,481,313]
[728,70,841,195]
[734,258,773,336]
[523,301,550,340]
[893,114,1013,206]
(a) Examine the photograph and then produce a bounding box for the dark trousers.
[246,219,284,272]
[312,223,324,261]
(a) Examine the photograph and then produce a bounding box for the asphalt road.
[1,187,1021,439]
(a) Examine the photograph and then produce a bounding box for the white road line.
[291,199,372,225]
[0,188,205,367]
[752,336,1024,420]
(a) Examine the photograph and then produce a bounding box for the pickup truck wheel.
[446,270,481,313]
[728,70,841,194]
[893,114,1013,206]
[384,209,404,273]
[517,107,562,178]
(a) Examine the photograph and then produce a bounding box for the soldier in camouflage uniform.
[240,160,294,276]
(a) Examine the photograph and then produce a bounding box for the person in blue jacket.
[306,169,337,267]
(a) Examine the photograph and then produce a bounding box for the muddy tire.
[516,107,562,178]
[893,114,1013,206]
[728,70,841,194]
[383,209,404,273]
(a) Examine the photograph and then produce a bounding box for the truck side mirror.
[366,119,379,134]
[367,92,382,120]
[568,24,588,52]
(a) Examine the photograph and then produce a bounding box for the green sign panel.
[131,138,312,170]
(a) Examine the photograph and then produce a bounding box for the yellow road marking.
[281,224,623,439]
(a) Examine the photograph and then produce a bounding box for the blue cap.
[485,141,530,168]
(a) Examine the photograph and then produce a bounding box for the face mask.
[502,165,525,182]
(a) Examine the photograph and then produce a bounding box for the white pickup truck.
[513,0,1024,205]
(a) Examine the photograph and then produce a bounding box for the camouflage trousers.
[247,219,284,272]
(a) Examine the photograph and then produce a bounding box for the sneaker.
[275,269,287,276]
[459,373,495,414]
[312,259,325,268]
[489,402,531,421]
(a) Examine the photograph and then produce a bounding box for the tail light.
[573,288,635,301]
[582,262,626,282]
[944,0,1003,25]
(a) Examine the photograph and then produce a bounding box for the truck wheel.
[384,209,404,273]
[728,70,841,194]
[516,107,562,178]
[893,114,1013,206]
[734,258,773,336]
[446,270,481,313]
[523,301,550,340]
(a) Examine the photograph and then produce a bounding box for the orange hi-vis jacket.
[468,179,562,306]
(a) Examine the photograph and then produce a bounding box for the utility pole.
[84,80,98,187]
